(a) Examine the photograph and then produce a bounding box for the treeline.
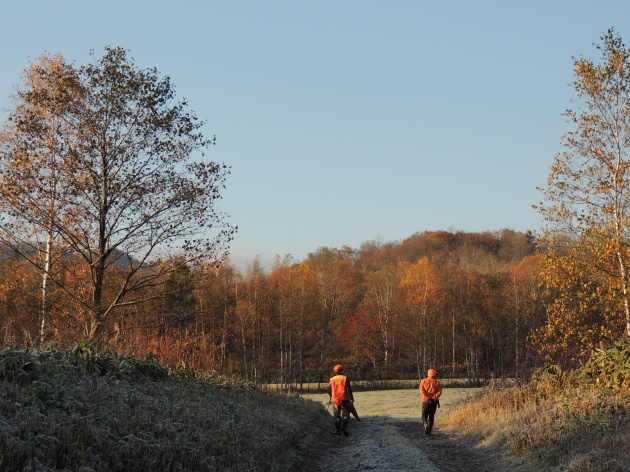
[0,228,546,384]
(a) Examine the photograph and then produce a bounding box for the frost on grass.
[0,345,326,471]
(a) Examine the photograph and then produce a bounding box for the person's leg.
[426,402,437,434]
[333,404,342,434]
[340,404,350,436]
[421,402,430,433]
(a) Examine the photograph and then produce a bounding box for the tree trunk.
[39,230,53,344]
[616,251,630,336]
[90,256,106,339]
[452,308,456,375]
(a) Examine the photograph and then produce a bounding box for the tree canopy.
[537,28,630,343]
[0,47,235,340]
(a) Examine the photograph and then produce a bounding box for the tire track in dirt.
[295,389,526,472]
[398,420,503,472]
[298,415,439,471]
[297,415,506,472]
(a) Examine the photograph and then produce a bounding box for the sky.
[1,1,629,270]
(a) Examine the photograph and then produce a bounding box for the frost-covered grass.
[447,383,630,471]
[446,340,630,471]
[0,343,327,471]
[6,339,627,472]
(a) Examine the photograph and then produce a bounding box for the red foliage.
[339,304,383,367]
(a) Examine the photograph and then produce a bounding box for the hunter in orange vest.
[328,364,354,436]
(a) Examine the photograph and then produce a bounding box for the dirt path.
[295,389,527,472]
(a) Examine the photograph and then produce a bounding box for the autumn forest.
[0,226,624,386]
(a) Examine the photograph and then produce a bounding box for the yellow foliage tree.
[537,29,630,345]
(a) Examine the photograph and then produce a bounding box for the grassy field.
[301,385,477,420]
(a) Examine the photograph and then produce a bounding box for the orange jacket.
[329,374,353,406]
[419,377,442,403]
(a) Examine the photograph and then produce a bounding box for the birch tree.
[364,263,399,366]
[538,29,630,339]
[0,54,81,343]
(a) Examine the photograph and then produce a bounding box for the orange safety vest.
[329,374,351,406]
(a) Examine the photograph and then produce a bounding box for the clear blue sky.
[1,1,628,270]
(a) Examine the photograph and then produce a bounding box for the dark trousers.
[422,401,438,433]
[421,401,438,422]
[334,403,350,431]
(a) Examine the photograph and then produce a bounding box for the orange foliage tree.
[306,247,365,386]
[0,54,80,343]
[399,257,444,379]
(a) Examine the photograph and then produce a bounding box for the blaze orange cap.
[334,364,343,373]
[428,369,437,377]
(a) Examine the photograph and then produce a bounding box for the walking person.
[419,368,442,435]
[328,364,355,436]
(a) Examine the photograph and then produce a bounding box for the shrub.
[579,338,630,388]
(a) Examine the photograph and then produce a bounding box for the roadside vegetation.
[0,341,326,472]
[445,338,630,471]
[2,342,628,471]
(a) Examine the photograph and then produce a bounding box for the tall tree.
[0,54,81,343]
[340,303,382,369]
[399,257,443,378]
[269,255,293,390]
[538,29,630,338]
[290,261,320,389]
[364,263,399,366]
[241,257,271,382]
[0,48,235,340]
[164,258,197,322]
[505,254,544,379]
[307,247,365,386]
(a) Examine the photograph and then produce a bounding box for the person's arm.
[420,380,428,398]
[434,382,443,399]
[346,379,354,402]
